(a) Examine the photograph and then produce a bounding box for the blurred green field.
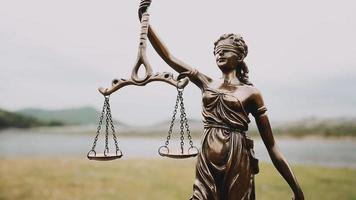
[0,158,355,200]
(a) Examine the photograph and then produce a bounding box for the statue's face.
[215,47,240,73]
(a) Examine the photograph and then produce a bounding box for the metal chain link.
[164,87,195,154]
[89,96,122,156]
[90,97,107,151]
[179,90,185,154]
[179,93,194,148]
[105,97,110,154]
[106,98,120,153]
[164,91,180,146]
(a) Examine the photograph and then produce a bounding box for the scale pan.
[87,150,123,161]
[159,152,198,159]
[158,146,199,159]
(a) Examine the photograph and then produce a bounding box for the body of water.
[0,129,355,168]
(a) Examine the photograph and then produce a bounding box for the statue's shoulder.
[241,84,262,97]
[242,85,267,116]
[241,84,265,108]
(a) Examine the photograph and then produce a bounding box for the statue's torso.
[202,80,258,131]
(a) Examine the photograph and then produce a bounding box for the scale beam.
[98,72,189,96]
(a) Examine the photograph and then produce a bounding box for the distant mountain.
[16,107,110,125]
[119,118,204,137]
[152,118,203,131]
[272,117,356,137]
[136,117,356,138]
[16,107,125,126]
[0,108,63,129]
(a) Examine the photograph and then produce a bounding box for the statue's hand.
[139,0,152,18]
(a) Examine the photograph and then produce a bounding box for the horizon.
[9,106,356,127]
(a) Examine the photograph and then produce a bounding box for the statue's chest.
[202,88,247,113]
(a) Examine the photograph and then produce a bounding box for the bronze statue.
[89,0,304,199]
[137,1,304,200]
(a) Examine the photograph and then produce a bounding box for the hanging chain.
[179,92,194,148]
[104,97,110,155]
[89,96,121,157]
[164,87,195,154]
[164,91,180,146]
[106,98,121,154]
[90,97,107,151]
[179,90,185,154]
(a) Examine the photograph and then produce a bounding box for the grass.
[0,158,355,200]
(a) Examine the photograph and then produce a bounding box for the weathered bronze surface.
[136,1,305,199]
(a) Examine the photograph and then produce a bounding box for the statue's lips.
[217,58,226,62]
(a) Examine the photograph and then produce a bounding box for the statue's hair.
[214,33,253,86]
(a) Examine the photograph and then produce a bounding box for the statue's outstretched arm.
[251,91,304,200]
[138,2,211,89]
[147,25,192,74]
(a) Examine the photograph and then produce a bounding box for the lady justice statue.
[138,1,305,200]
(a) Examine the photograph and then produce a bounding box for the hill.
[120,118,204,137]
[130,117,356,138]
[16,107,123,125]
[0,108,63,129]
[243,117,356,138]
[16,107,100,125]
[272,117,356,137]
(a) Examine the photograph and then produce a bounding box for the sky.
[0,0,355,126]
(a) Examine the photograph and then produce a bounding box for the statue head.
[214,33,252,85]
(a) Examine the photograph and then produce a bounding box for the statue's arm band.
[252,106,267,117]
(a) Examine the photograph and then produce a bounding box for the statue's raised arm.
[138,0,212,91]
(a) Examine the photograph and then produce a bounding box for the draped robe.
[191,87,262,200]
